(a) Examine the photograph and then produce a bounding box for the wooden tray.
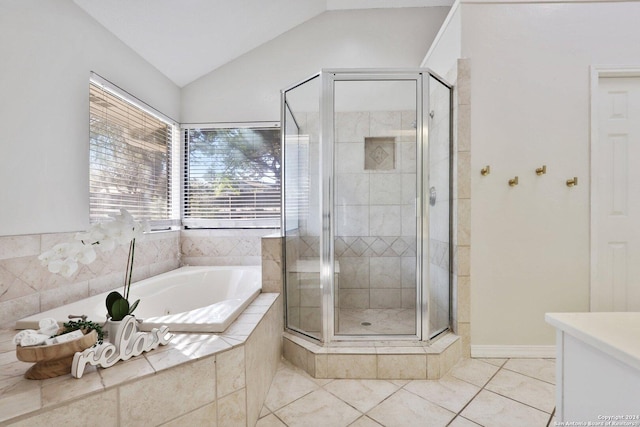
[16,330,98,379]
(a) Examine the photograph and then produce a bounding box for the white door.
[593,76,640,311]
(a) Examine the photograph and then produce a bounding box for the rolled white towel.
[20,333,50,347]
[37,318,59,336]
[50,329,84,344]
[13,329,37,346]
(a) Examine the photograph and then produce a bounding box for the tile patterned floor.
[257,357,556,427]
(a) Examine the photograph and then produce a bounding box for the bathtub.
[15,266,262,333]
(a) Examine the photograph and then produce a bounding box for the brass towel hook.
[480,165,491,176]
[508,176,519,187]
[536,165,547,175]
[566,177,578,187]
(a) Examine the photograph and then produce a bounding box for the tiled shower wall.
[283,108,418,337]
[334,110,417,310]
[0,231,180,327]
[285,108,419,333]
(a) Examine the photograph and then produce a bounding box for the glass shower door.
[282,75,322,340]
[332,78,419,337]
[282,69,452,344]
[427,75,452,338]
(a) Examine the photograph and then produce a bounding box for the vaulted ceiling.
[73,0,452,87]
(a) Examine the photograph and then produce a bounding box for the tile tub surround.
[0,231,180,328]
[181,229,279,267]
[261,234,283,294]
[0,228,277,324]
[0,293,283,426]
[283,332,462,380]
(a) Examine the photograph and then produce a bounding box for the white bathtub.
[15,266,262,333]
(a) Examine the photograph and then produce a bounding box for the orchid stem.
[124,238,135,300]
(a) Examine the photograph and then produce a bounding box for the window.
[89,73,179,228]
[183,125,281,228]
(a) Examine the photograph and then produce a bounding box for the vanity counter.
[546,312,640,423]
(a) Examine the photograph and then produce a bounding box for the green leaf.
[110,298,130,321]
[106,291,123,317]
[128,299,140,315]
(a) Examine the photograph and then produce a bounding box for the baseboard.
[471,345,556,358]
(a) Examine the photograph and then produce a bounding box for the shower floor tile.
[337,308,415,335]
[259,357,556,427]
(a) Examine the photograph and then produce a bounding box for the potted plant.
[39,209,149,328]
[103,228,141,322]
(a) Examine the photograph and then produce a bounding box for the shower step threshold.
[282,331,462,380]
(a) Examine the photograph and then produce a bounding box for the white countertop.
[545,312,640,372]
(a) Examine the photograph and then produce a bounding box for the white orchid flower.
[130,218,149,239]
[111,209,136,229]
[102,209,146,239]
[39,208,146,280]
[75,225,105,245]
[53,242,72,256]
[39,242,71,264]
[117,208,135,224]
[60,258,79,277]
[38,249,57,266]
[120,225,138,244]
[101,219,133,246]
[48,258,79,278]
[97,235,117,252]
[67,241,97,265]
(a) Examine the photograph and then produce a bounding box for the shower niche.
[282,69,452,344]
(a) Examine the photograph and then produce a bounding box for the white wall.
[421,1,461,78]
[181,7,451,123]
[0,0,180,236]
[464,1,640,346]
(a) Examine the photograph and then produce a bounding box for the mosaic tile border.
[297,235,417,258]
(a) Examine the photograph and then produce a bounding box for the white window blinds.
[183,126,281,228]
[89,75,179,227]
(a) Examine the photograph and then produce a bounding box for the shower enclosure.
[282,69,452,343]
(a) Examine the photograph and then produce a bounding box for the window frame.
[182,122,281,229]
[89,72,181,230]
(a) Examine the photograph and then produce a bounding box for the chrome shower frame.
[281,68,452,344]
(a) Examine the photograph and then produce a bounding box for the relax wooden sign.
[71,315,173,378]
